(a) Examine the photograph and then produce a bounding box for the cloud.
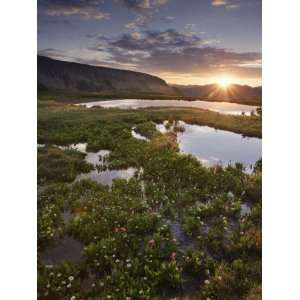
[226,4,240,9]
[139,47,261,75]
[39,28,261,84]
[212,0,227,6]
[125,15,148,29]
[87,29,261,80]
[121,0,169,12]
[38,48,68,59]
[105,29,203,51]
[160,16,175,23]
[212,0,241,9]
[38,0,110,20]
[184,23,196,31]
[38,47,116,68]
[122,1,170,29]
[38,18,73,25]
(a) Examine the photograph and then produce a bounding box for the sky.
[38,0,262,86]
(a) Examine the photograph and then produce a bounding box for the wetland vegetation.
[38,89,262,106]
[38,99,261,299]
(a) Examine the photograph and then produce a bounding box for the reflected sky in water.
[157,121,261,171]
[131,128,149,141]
[75,148,137,186]
[78,99,257,116]
[57,143,88,153]
[76,167,137,186]
[40,235,83,265]
[38,143,138,186]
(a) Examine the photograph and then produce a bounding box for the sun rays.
[217,77,233,89]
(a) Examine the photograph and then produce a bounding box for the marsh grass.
[37,99,261,299]
[38,146,93,184]
[38,90,262,106]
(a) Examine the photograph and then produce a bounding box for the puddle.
[75,167,137,186]
[155,122,170,134]
[38,143,136,186]
[165,219,194,252]
[40,235,84,265]
[241,203,251,217]
[84,150,110,165]
[62,210,72,224]
[57,143,87,153]
[73,147,137,186]
[37,143,88,153]
[131,128,149,141]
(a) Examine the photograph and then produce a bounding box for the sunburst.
[217,77,232,89]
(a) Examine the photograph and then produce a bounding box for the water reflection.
[78,99,257,116]
[76,167,137,186]
[131,128,149,141]
[40,235,83,265]
[75,148,137,186]
[85,149,110,165]
[165,219,194,252]
[155,122,169,134]
[241,203,251,217]
[38,143,137,186]
[58,143,87,153]
[62,210,72,224]
[156,121,261,171]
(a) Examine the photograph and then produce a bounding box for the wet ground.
[40,235,84,265]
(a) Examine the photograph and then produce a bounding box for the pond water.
[241,203,251,217]
[40,235,83,265]
[62,210,72,224]
[57,143,88,153]
[78,99,257,116]
[38,143,138,185]
[74,148,137,186]
[38,143,89,152]
[156,121,261,172]
[76,167,137,186]
[165,219,194,253]
[131,128,149,141]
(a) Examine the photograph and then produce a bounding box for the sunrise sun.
[217,77,232,88]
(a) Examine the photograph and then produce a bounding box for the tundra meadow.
[38,100,261,299]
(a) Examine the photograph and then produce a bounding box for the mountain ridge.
[37,55,176,95]
[172,84,261,104]
[38,56,261,105]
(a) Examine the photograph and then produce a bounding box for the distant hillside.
[37,56,176,96]
[173,84,262,105]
